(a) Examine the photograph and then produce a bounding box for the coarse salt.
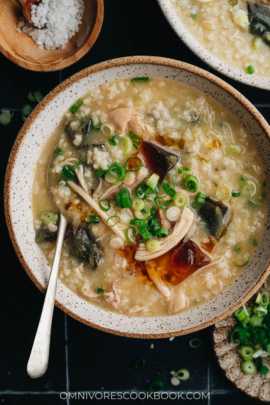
[17,0,84,51]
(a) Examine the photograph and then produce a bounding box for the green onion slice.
[40,211,58,224]
[164,172,175,188]
[241,181,256,197]
[146,239,159,252]
[135,358,145,369]
[130,219,145,226]
[235,308,246,321]
[95,168,106,177]
[185,175,199,193]
[146,174,160,189]
[107,216,121,227]
[154,227,169,237]
[214,185,230,201]
[175,369,190,381]
[131,77,150,82]
[145,187,158,200]
[136,182,148,199]
[69,99,83,114]
[247,65,255,75]
[229,0,238,5]
[173,193,187,208]
[128,132,141,144]
[72,158,85,171]
[189,338,202,348]
[250,314,264,326]
[109,162,126,181]
[242,361,257,374]
[55,148,62,156]
[133,144,139,150]
[195,192,206,205]
[135,205,151,220]
[138,224,152,240]
[0,110,12,125]
[227,144,241,154]
[232,190,240,197]
[87,215,100,225]
[261,292,270,306]
[34,91,43,102]
[120,188,133,208]
[149,380,164,392]
[125,157,142,172]
[163,183,176,197]
[126,226,137,244]
[154,196,170,210]
[259,364,269,375]
[178,167,191,175]
[132,198,145,211]
[99,198,111,212]
[22,104,33,117]
[115,193,124,209]
[57,179,68,188]
[233,254,249,267]
[27,92,36,102]
[91,119,102,130]
[61,165,75,180]
[96,288,104,294]
[109,135,117,146]
[119,137,132,154]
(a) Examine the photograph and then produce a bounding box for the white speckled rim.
[4,56,270,338]
[157,0,270,90]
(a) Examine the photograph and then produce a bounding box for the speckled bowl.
[157,0,270,90]
[4,56,270,338]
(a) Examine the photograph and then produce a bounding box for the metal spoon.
[15,0,42,28]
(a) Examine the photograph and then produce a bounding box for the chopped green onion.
[135,205,151,220]
[173,193,187,208]
[105,172,119,184]
[34,91,43,102]
[95,168,106,177]
[247,199,257,210]
[214,185,230,200]
[99,198,111,212]
[125,157,142,172]
[57,179,68,188]
[233,245,241,253]
[146,174,160,189]
[178,167,191,175]
[146,239,159,252]
[119,137,132,153]
[120,188,133,208]
[135,358,145,369]
[259,364,269,375]
[138,224,152,240]
[109,162,126,181]
[136,182,148,199]
[229,0,238,5]
[126,226,137,244]
[0,110,12,126]
[164,172,175,189]
[87,215,100,225]
[242,361,257,374]
[22,104,33,117]
[247,65,255,75]
[96,288,104,294]
[175,369,190,381]
[55,148,62,156]
[149,380,164,392]
[154,196,170,210]
[163,183,176,198]
[150,207,158,217]
[227,144,241,154]
[131,77,150,82]
[40,211,58,224]
[252,37,263,50]
[195,192,206,205]
[130,219,145,226]
[154,227,169,238]
[72,159,85,171]
[232,190,240,197]
[128,133,141,144]
[253,306,267,316]
[145,187,158,200]
[230,327,241,344]
[189,338,202,348]
[249,236,257,246]
[133,144,138,150]
[109,135,117,146]
[233,254,249,267]
[115,193,124,209]
[61,165,75,180]
[250,314,264,326]
[107,216,121,227]
[27,92,36,102]
[101,122,114,137]
[132,198,145,211]
[241,181,256,197]
[69,99,83,114]
[255,293,262,304]
[185,175,199,193]
[261,292,270,306]
[235,308,246,321]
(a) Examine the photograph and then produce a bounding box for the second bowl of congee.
[32,73,268,318]
[159,0,270,88]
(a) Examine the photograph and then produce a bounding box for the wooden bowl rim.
[4,56,270,338]
[0,0,104,72]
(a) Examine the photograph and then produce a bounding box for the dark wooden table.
[1,1,269,404]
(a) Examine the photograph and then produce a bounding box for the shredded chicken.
[102,167,149,199]
[108,108,133,132]
[75,165,88,193]
[168,285,187,313]
[68,180,125,240]
[128,115,155,138]
[159,208,172,230]
[81,284,100,300]
[128,305,146,314]
[104,278,122,308]
[145,261,172,299]
[114,252,128,268]
[135,207,194,261]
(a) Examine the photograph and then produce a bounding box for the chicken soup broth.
[32,77,267,317]
[171,0,270,77]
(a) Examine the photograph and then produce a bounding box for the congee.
[171,0,270,77]
[32,77,267,316]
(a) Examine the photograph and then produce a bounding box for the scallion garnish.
[69,99,83,114]
[233,254,249,267]
[173,193,187,208]
[128,133,141,144]
[96,288,104,294]
[136,182,148,199]
[87,215,100,225]
[135,358,145,369]
[130,219,145,226]
[185,175,199,193]
[61,165,75,180]
[229,0,238,5]
[189,338,202,348]
[154,227,169,238]
[115,193,124,209]
[195,192,206,205]
[133,144,139,150]
[55,148,62,156]
[232,190,240,197]
[120,188,133,208]
[138,224,153,241]
[107,216,121,227]
[27,92,36,102]
[99,198,111,212]
[0,110,13,126]
[95,168,107,177]
[22,104,33,119]
[40,211,58,224]
[91,119,102,130]
[163,183,176,198]
[72,158,85,171]
[178,167,191,175]
[154,196,170,210]
[34,91,43,102]
[109,162,126,181]
[109,135,117,146]
[131,77,150,83]
[247,65,255,75]
[126,226,137,244]
[125,157,142,172]
[57,179,69,188]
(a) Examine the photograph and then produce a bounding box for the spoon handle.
[27,214,67,379]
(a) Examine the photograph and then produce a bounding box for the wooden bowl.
[0,0,104,72]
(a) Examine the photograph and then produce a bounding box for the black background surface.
[1,0,269,404]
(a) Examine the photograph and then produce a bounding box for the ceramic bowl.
[0,0,104,72]
[4,56,270,338]
[157,0,270,90]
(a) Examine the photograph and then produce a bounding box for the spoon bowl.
[15,0,42,28]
